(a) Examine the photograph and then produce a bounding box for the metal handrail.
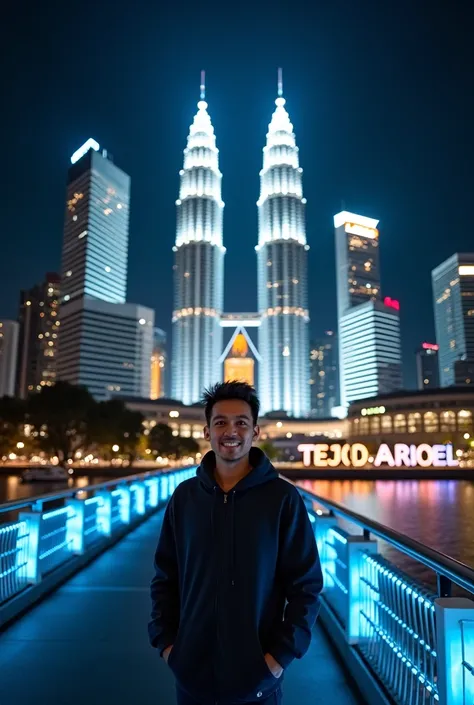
[0,466,176,515]
[293,483,474,595]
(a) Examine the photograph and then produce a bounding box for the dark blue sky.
[1,0,473,389]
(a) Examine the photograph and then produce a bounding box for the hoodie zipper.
[224,494,228,504]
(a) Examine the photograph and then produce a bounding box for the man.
[148,381,323,705]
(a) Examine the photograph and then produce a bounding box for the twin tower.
[171,71,310,417]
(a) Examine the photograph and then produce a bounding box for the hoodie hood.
[197,446,278,493]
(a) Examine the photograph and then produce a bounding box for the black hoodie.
[148,448,323,705]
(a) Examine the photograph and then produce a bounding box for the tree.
[26,381,96,466]
[0,397,27,459]
[173,435,200,459]
[258,440,279,461]
[148,424,200,460]
[148,423,177,457]
[87,399,144,466]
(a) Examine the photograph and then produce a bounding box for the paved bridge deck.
[0,511,361,705]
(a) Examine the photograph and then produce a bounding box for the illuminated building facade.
[224,332,255,386]
[334,211,381,321]
[432,253,474,387]
[256,72,309,416]
[339,299,402,407]
[15,273,60,398]
[172,76,225,404]
[150,327,167,399]
[0,320,19,397]
[347,387,474,450]
[334,211,402,408]
[58,139,153,400]
[60,139,130,306]
[58,297,154,400]
[310,331,339,418]
[415,343,439,390]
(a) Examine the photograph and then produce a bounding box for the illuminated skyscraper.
[150,327,167,399]
[334,212,402,407]
[432,253,474,386]
[60,138,130,306]
[172,74,225,404]
[310,331,339,418]
[415,343,439,390]
[256,71,309,416]
[16,273,61,397]
[57,139,153,400]
[334,211,381,320]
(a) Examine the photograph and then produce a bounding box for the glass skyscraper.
[339,300,403,405]
[61,141,130,306]
[415,343,439,390]
[16,273,60,398]
[432,253,474,387]
[58,139,153,400]
[334,211,381,321]
[310,331,339,418]
[257,74,310,416]
[171,80,225,405]
[334,211,402,408]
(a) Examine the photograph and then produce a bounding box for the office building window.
[424,412,439,433]
[394,414,406,432]
[408,412,422,433]
[440,411,456,432]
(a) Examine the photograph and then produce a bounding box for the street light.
[16,442,25,449]
[112,445,119,452]
[464,433,470,440]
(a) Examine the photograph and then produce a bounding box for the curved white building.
[256,72,310,416]
[171,76,225,404]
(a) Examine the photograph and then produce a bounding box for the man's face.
[204,399,259,464]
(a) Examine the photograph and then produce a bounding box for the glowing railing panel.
[0,522,29,604]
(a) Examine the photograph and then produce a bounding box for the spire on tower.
[277,67,283,97]
[200,70,206,100]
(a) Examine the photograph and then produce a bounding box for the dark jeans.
[176,686,282,705]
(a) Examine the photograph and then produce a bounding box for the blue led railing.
[0,467,195,607]
[295,483,474,705]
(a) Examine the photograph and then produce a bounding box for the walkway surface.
[0,510,361,705]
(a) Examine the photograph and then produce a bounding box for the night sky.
[1,1,473,389]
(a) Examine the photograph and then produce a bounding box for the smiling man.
[148,381,323,705]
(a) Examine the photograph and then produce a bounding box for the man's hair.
[202,381,260,426]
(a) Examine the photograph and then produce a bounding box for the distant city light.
[333,211,379,229]
[459,265,474,276]
[112,445,119,452]
[70,138,100,165]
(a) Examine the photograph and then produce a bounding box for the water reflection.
[298,478,474,588]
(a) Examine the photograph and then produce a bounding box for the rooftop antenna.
[200,70,206,100]
[277,67,283,97]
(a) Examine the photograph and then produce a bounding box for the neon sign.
[361,406,385,416]
[422,342,439,351]
[71,138,100,165]
[297,443,459,468]
[384,296,400,311]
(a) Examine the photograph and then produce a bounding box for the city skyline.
[1,2,473,391]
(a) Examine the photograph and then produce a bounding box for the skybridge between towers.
[1,467,473,705]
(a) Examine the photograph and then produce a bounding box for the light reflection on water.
[297,478,474,589]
